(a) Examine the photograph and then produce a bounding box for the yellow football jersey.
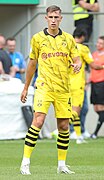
[29,28,79,93]
[70,43,94,90]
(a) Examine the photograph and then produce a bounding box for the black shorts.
[90,81,104,105]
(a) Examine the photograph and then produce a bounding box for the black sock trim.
[26,135,38,141]
[74,124,80,127]
[57,144,68,150]
[58,134,69,138]
[25,141,35,147]
[58,139,69,144]
[28,130,39,136]
[30,126,40,132]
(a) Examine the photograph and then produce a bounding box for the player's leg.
[57,118,69,167]
[72,109,86,144]
[71,90,82,136]
[57,118,75,174]
[71,89,86,144]
[20,112,46,175]
[20,90,51,175]
[55,92,75,174]
[72,108,81,137]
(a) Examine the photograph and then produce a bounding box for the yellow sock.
[57,130,69,161]
[24,125,40,158]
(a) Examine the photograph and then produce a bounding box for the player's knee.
[58,120,69,131]
[32,112,46,128]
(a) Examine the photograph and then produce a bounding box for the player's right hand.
[20,89,28,103]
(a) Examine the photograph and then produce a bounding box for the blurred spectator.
[90,36,104,139]
[72,0,99,42]
[0,34,14,76]
[6,37,26,80]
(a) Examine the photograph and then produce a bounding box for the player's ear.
[45,15,48,21]
[60,16,63,22]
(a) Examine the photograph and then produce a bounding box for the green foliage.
[0,138,104,180]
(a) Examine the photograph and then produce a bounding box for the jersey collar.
[43,28,62,38]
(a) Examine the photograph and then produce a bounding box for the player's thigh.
[54,92,72,119]
[72,88,84,108]
[33,90,53,114]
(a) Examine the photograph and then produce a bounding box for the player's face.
[45,10,62,32]
[96,38,104,51]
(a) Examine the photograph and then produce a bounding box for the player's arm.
[21,58,37,103]
[79,0,99,12]
[70,37,82,73]
[90,61,104,70]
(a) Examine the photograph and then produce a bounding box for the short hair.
[73,27,87,38]
[6,37,16,42]
[46,5,62,14]
[99,36,104,41]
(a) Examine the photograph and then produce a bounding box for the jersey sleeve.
[70,37,80,60]
[29,34,39,61]
[82,45,94,64]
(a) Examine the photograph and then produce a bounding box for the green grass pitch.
[0,138,104,180]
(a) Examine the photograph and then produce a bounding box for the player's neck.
[47,28,59,36]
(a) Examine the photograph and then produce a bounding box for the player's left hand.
[71,62,82,73]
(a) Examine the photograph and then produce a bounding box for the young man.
[20,5,82,175]
[6,37,26,80]
[90,36,104,138]
[70,27,104,144]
